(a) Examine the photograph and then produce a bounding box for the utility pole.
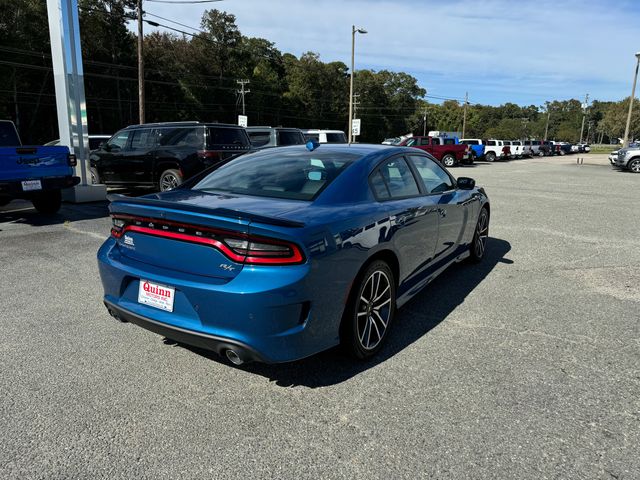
[543,102,550,141]
[137,0,145,124]
[236,79,250,115]
[348,25,367,143]
[422,105,427,136]
[579,93,589,143]
[622,52,640,148]
[461,92,468,139]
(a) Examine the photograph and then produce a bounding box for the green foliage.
[0,2,638,145]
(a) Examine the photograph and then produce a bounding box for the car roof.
[123,122,241,130]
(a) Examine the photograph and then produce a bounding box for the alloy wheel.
[160,173,180,191]
[629,159,640,173]
[474,208,489,258]
[356,270,392,350]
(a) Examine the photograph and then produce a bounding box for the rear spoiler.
[106,194,305,228]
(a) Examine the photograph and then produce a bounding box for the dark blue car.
[98,144,490,364]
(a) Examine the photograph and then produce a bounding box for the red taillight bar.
[111,216,304,265]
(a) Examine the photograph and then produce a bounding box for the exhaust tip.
[225,349,244,366]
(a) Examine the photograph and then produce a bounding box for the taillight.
[68,153,77,167]
[198,150,220,159]
[110,215,304,265]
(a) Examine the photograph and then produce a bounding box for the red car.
[399,136,471,167]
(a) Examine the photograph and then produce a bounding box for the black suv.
[90,122,251,191]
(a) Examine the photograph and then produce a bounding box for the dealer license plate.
[21,180,42,191]
[138,279,175,312]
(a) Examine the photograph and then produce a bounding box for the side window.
[487,140,496,146]
[157,127,203,147]
[373,157,420,199]
[431,138,440,145]
[369,170,390,199]
[407,155,454,194]
[278,130,304,146]
[107,130,130,150]
[207,127,250,148]
[405,138,417,147]
[130,129,156,150]
[419,138,429,146]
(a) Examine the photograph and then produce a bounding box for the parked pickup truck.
[524,140,542,156]
[0,120,79,214]
[505,140,532,158]
[460,139,485,161]
[399,136,471,167]
[463,139,511,162]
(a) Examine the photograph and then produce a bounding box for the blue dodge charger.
[98,144,490,364]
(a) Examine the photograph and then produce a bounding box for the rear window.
[247,130,271,147]
[278,130,305,146]
[443,138,456,145]
[325,132,347,143]
[206,127,250,149]
[303,133,320,142]
[193,150,359,201]
[0,121,20,146]
[462,140,479,145]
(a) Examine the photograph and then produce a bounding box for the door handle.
[437,208,446,218]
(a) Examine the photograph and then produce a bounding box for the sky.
[138,0,640,106]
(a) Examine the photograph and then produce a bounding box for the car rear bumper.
[0,175,80,197]
[97,238,341,363]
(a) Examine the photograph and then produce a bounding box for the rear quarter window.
[248,130,271,147]
[207,127,250,149]
[278,130,305,146]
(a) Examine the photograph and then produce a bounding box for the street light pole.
[579,93,589,144]
[622,52,640,148]
[543,102,550,141]
[461,91,468,139]
[348,25,366,144]
[137,0,145,124]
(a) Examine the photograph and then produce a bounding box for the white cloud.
[142,0,640,105]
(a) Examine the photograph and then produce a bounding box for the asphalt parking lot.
[1,153,638,479]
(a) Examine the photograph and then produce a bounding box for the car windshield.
[193,149,360,200]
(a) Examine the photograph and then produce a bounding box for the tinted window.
[370,170,390,199]
[419,138,430,146]
[431,138,441,145]
[462,140,479,145]
[376,157,420,198]
[443,138,456,145]
[107,130,130,149]
[408,155,454,194]
[193,150,359,201]
[512,141,521,146]
[130,129,156,149]
[206,127,250,149]
[157,127,203,147]
[248,130,271,147]
[0,122,20,146]
[278,130,304,146]
[405,138,417,147]
[325,132,347,143]
[486,140,496,146]
[304,133,320,141]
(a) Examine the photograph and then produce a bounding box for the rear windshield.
[462,140,479,145]
[193,150,359,200]
[247,130,271,147]
[326,132,347,143]
[443,138,455,145]
[206,127,250,149]
[0,121,20,146]
[278,130,305,146]
[303,133,320,141]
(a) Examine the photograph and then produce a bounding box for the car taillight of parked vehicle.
[502,146,511,155]
[110,215,305,265]
[68,153,77,167]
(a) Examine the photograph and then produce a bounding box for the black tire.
[442,154,457,168]
[159,168,183,192]
[341,260,396,360]
[485,151,496,162]
[89,167,101,184]
[31,189,62,215]
[628,158,640,173]
[469,207,489,263]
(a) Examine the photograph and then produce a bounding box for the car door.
[122,127,156,184]
[371,156,440,281]
[406,154,470,261]
[97,129,131,183]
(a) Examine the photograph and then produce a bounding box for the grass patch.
[590,144,619,154]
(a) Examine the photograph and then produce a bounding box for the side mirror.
[457,177,476,190]
[98,141,106,150]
